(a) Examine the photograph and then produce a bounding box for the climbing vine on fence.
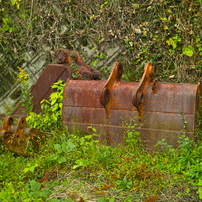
[0,0,202,87]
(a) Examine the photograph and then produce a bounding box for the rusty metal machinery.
[11,49,102,118]
[2,49,102,155]
[62,62,202,149]
[54,49,102,80]
[0,115,45,155]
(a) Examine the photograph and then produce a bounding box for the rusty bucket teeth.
[0,115,45,156]
[62,61,202,150]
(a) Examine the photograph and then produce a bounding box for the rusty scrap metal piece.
[132,63,156,116]
[62,61,202,149]
[54,49,96,80]
[54,49,71,64]
[69,50,102,80]
[99,62,123,118]
[0,115,44,155]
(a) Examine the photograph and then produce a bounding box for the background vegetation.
[1,0,202,83]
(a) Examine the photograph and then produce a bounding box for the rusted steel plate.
[12,64,72,117]
[30,64,72,114]
[62,63,201,149]
[63,106,195,132]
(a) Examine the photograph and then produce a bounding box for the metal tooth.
[132,62,156,117]
[99,62,123,118]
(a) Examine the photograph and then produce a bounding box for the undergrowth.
[0,80,202,201]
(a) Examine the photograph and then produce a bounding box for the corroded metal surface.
[62,62,201,149]
[0,115,44,155]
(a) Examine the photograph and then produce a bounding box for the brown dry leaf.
[79,197,85,202]
[143,195,160,202]
[93,184,115,191]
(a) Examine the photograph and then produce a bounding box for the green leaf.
[51,98,57,106]
[0,191,7,199]
[91,60,97,67]
[24,163,38,173]
[72,159,84,169]
[199,187,202,199]
[160,17,167,21]
[30,180,41,192]
[198,179,202,186]
[3,18,8,24]
[59,103,63,109]
[9,27,13,33]
[183,45,193,57]
[41,190,51,198]
[92,127,97,132]
[50,199,60,202]
[97,197,105,202]
[52,103,59,111]
[32,16,38,21]
[11,0,17,5]
[90,14,94,20]
[49,154,58,161]
[1,25,9,32]
[166,38,177,49]
[123,176,127,182]
[101,1,108,8]
[54,144,61,151]
[62,140,75,153]
[58,157,67,164]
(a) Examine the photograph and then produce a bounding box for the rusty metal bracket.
[0,115,44,155]
[54,49,102,80]
[69,50,102,80]
[132,63,156,116]
[99,62,123,118]
[55,49,92,79]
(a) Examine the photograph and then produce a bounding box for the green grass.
[0,127,201,201]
